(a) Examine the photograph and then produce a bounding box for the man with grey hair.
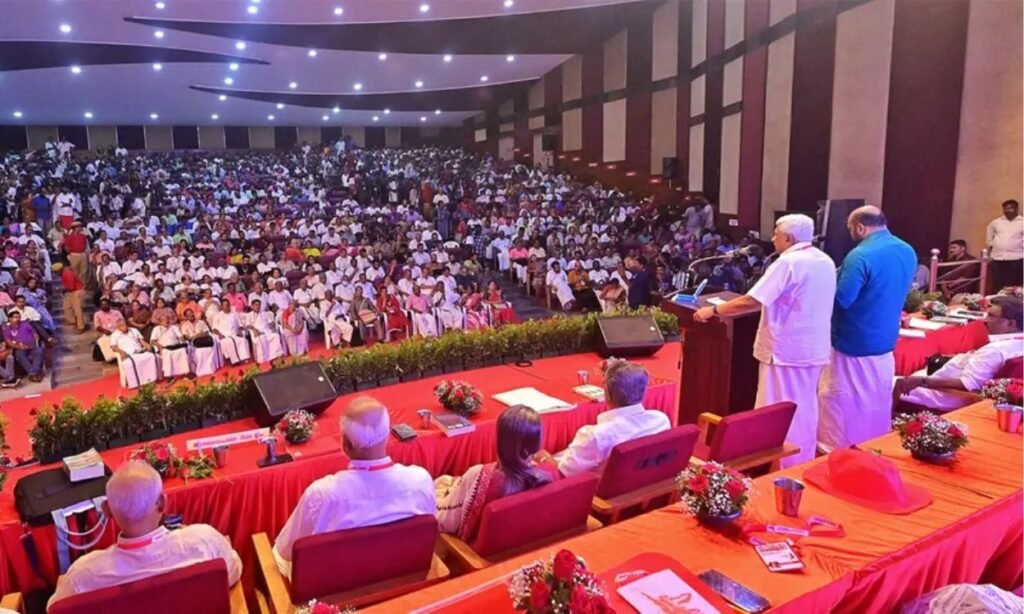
[551,358,670,476]
[693,214,836,466]
[819,206,915,450]
[48,461,241,608]
[273,396,435,578]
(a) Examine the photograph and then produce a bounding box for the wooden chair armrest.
[723,443,801,473]
[229,582,249,614]
[585,515,603,532]
[0,593,24,614]
[697,412,723,444]
[252,532,294,614]
[436,533,491,573]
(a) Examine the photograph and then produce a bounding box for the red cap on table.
[804,449,932,515]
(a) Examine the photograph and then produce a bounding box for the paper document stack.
[493,387,574,413]
[63,449,105,483]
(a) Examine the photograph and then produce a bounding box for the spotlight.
[59,24,72,34]
[211,114,219,119]
[443,54,452,63]
[372,116,379,121]
[229,63,239,71]
[152,63,163,71]
[83,111,93,119]
[154,30,165,39]
[307,49,318,57]
[150,113,159,119]
[276,103,285,109]
[235,41,246,50]
[218,95,227,101]
[419,4,430,13]
[415,80,424,88]
[289,81,297,89]
[378,53,387,61]
[333,7,343,16]
[267,114,275,120]
[223,77,234,85]
[70,65,82,74]
[12,111,23,119]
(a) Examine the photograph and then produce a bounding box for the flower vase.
[696,510,741,528]
[286,434,310,445]
[911,449,955,464]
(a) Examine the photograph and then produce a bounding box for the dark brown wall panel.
[881,0,969,253]
[0,126,28,152]
[785,0,836,213]
[736,0,769,227]
[172,125,199,150]
[581,44,604,162]
[702,0,725,200]
[364,126,385,148]
[513,90,531,159]
[544,67,562,130]
[224,126,250,149]
[625,14,653,172]
[117,125,145,149]
[58,126,89,151]
[273,126,297,150]
[320,126,343,145]
[675,1,693,185]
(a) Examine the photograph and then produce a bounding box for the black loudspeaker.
[662,157,678,179]
[250,362,337,427]
[541,134,557,151]
[596,315,665,358]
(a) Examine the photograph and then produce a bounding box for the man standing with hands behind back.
[818,206,916,452]
[694,214,836,466]
[986,199,1023,292]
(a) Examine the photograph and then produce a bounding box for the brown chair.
[47,560,246,614]
[437,472,602,575]
[591,425,702,524]
[693,402,800,472]
[253,515,449,613]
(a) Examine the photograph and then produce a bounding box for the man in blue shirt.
[819,206,916,451]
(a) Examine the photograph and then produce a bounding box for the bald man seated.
[48,461,242,609]
[272,396,436,579]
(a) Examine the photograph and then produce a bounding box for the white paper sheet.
[908,317,945,331]
[618,569,721,614]
[493,387,574,413]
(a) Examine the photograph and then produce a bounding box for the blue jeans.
[0,354,13,381]
[14,347,43,376]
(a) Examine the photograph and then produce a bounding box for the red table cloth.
[894,320,988,375]
[0,346,680,598]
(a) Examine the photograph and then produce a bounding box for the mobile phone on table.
[391,423,417,441]
[697,569,771,614]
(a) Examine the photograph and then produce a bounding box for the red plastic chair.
[48,559,244,614]
[253,515,448,612]
[437,472,602,574]
[694,402,799,472]
[591,425,701,523]
[995,355,1024,379]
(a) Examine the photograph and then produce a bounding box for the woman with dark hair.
[435,405,558,542]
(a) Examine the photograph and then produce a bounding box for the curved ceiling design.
[0,40,267,72]
[124,1,654,55]
[190,79,534,112]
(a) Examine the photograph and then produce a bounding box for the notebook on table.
[493,387,574,413]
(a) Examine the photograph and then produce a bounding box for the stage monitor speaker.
[596,315,665,358]
[817,199,864,264]
[250,362,337,427]
[541,134,557,151]
[662,157,678,179]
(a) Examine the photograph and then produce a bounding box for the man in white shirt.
[273,397,435,579]
[48,461,242,608]
[895,296,1023,411]
[986,199,1023,292]
[549,358,670,476]
[694,214,836,466]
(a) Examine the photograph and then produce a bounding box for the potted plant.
[134,385,173,442]
[373,344,401,387]
[349,350,379,391]
[434,334,465,374]
[80,396,120,451]
[893,411,969,463]
[167,384,203,434]
[507,549,611,614]
[474,329,504,366]
[420,338,443,377]
[276,409,318,444]
[521,321,545,361]
[433,380,484,416]
[28,408,61,464]
[324,353,356,393]
[181,453,216,482]
[501,325,527,363]
[676,461,753,527]
[396,339,425,382]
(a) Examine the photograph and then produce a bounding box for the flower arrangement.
[507,549,611,614]
[676,462,752,518]
[434,380,484,416]
[998,286,1023,298]
[128,442,182,478]
[893,412,969,457]
[956,293,986,311]
[293,601,355,614]
[920,300,948,318]
[181,453,216,481]
[276,409,318,444]
[980,378,1024,407]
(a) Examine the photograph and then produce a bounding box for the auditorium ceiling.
[0,0,649,127]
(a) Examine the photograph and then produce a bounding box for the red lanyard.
[742,515,845,547]
[349,462,395,472]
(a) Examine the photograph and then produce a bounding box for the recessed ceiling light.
[247,5,258,14]
[419,4,430,13]
[12,111,22,119]
[288,81,297,89]
[70,65,82,74]
[150,113,159,119]
[420,116,426,122]
[333,6,343,16]
[224,77,234,85]
[378,53,387,61]
[504,0,514,7]
[152,63,162,71]
[251,0,261,4]
[480,75,489,82]
[434,109,441,115]
[353,82,363,91]
[218,95,227,101]
[83,111,93,119]
[415,80,424,88]
[154,30,165,39]
[276,103,285,109]
[235,41,246,50]
[59,24,72,34]
[383,108,391,114]
[229,63,239,71]
[211,113,219,119]
[332,106,340,114]
[267,114,275,120]
[322,115,329,121]
[155,2,166,9]
[506,54,515,62]
[372,116,379,121]
[307,49,318,57]
[443,54,452,63]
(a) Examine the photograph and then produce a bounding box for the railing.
[928,248,989,295]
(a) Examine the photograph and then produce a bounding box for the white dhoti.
[119,351,160,389]
[756,362,825,468]
[217,334,252,365]
[97,336,118,362]
[300,306,321,327]
[189,344,222,376]
[818,350,896,451]
[283,327,310,356]
[550,282,574,308]
[325,316,354,346]
[437,307,463,331]
[496,250,510,272]
[411,311,438,337]
[250,331,286,363]
[159,347,191,378]
[513,263,527,284]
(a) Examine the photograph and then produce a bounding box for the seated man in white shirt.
[895,296,1024,411]
[272,396,435,579]
[547,358,670,476]
[48,461,242,608]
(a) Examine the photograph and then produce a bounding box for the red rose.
[455,389,464,399]
[589,594,613,614]
[947,425,964,438]
[29,408,37,416]
[724,479,746,500]
[552,549,579,582]
[569,584,590,614]
[529,579,551,611]
[687,474,709,495]
[156,448,170,461]
[906,420,924,436]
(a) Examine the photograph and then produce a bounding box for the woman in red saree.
[463,286,489,331]
[376,286,408,340]
[484,280,516,326]
[435,405,558,543]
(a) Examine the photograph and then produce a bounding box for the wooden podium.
[660,292,760,425]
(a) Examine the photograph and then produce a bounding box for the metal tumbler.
[212,445,229,468]
[417,409,433,429]
[577,370,590,385]
[773,477,805,517]
[996,405,1023,434]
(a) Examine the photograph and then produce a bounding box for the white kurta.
[546,270,574,307]
[246,312,286,363]
[181,320,221,376]
[901,335,1024,411]
[322,301,354,346]
[818,350,896,451]
[150,325,190,378]
[211,311,251,364]
[111,329,160,389]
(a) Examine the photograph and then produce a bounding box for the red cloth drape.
[894,320,988,375]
